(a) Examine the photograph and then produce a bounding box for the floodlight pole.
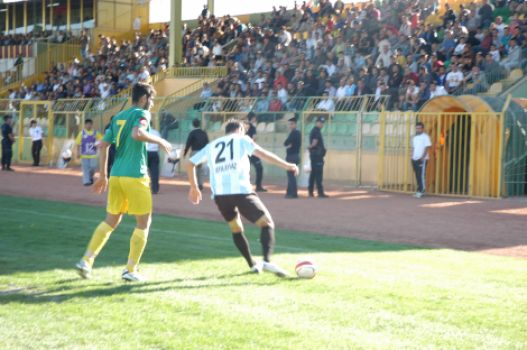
[169,0,183,67]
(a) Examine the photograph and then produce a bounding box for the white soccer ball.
[295,259,317,279]
[62,149,72,161]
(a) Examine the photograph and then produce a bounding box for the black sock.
[232,232,255,267]
[260,226,275,262]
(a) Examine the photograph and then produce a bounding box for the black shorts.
[214,193,270,223]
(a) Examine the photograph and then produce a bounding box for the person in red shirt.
[269,90,283,112]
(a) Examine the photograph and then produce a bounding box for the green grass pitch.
[1,195,526,350]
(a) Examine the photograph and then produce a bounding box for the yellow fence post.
[378,108,386,190]
[403,112,411,192]
[497,95,511,197]
[435,113,442,195]
[468,114,477,196]
[17,103,25,162]
[356,110,363,185]
[47,102,54,166]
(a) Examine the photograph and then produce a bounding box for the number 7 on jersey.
[116,120,126,147]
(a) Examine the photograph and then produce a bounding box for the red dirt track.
[1,166,527,258]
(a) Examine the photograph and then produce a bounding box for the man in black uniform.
[308,116,328,198]
[184,118,209,190]
[246,112,266,192]
[1,115,15,171]
[283,117,301,198]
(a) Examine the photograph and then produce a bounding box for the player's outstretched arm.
[132,126,173,153]
[186,160,202,205]
[93,141,110,194]
[254,148,299,176]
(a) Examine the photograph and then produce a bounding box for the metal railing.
[150,66,228,85]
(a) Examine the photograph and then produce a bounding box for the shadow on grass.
[0,272,296,305]
[0,195,426,277]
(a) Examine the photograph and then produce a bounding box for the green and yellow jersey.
[103,106,151,178]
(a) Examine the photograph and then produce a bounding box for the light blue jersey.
[190,134,258,197]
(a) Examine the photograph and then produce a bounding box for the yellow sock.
[127,228,149,273]
[83,221,114,267]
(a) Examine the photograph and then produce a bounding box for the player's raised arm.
[253,147,299,176]
[185,145,208,205]
[132,125,172,154]
[186,160,203,205]
[93,140,111,194]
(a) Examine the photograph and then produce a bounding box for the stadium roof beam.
[207,0,214,16]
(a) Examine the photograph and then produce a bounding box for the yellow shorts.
[107,176,152,215]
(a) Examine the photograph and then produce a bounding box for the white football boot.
[263,261,290,278]
[122,269,146,282]
[75,260,92,279]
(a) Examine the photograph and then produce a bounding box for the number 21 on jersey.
[215,139,234,164]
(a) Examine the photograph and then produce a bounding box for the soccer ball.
[295,259,317,279]
[62,149,72,162]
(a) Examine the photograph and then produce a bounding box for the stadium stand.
[186,0,527,112]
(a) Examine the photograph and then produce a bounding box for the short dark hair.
[416,122,425,128]
[132,82,156,103]
[225,119,245,134]
[247,112,256,120]
[30,119,37,125]
[3,115,12,122]
[85,119,93,124]
[192,118,201,128]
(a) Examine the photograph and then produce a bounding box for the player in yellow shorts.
[75,82,172,282]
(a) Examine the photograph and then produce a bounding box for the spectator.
[315,91,335,112]
[29,120,43,166]
[444,64,464,93]
[308,116,328,198]
[429,81,448,99]
[478,0,495,28]
[284,117,301,199]
[1,115,15,171]
[501,38,521,70]
[403,79,419,111]
[464,66,489,93]
[76,119,102,186]
[246,112,266,192]
[411,122,431,198]
[147,125,162,194]
[200,82,213,99]
[276,82,288,104]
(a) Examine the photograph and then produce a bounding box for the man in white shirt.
[276,82,288,105]
[429,81,448,99]
[335,78,348,99]
[147,126,162,194]
[279,26,292,47]
[315,91,335,112]
[445,64,464,93]
[29,120,43,166]
[411,122,432,198]
[187,119,298,277]
[138,66,150,82]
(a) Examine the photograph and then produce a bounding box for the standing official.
[29,120,43,166]
[76,119,102,186]
[1,115,15,171]
[104,117,116,177]
[147,126,161,194]
[246,112,266,192]
[411,122,432,198]
[283,117,301,198]
[184,118,209,190]
[308,116,328,198]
